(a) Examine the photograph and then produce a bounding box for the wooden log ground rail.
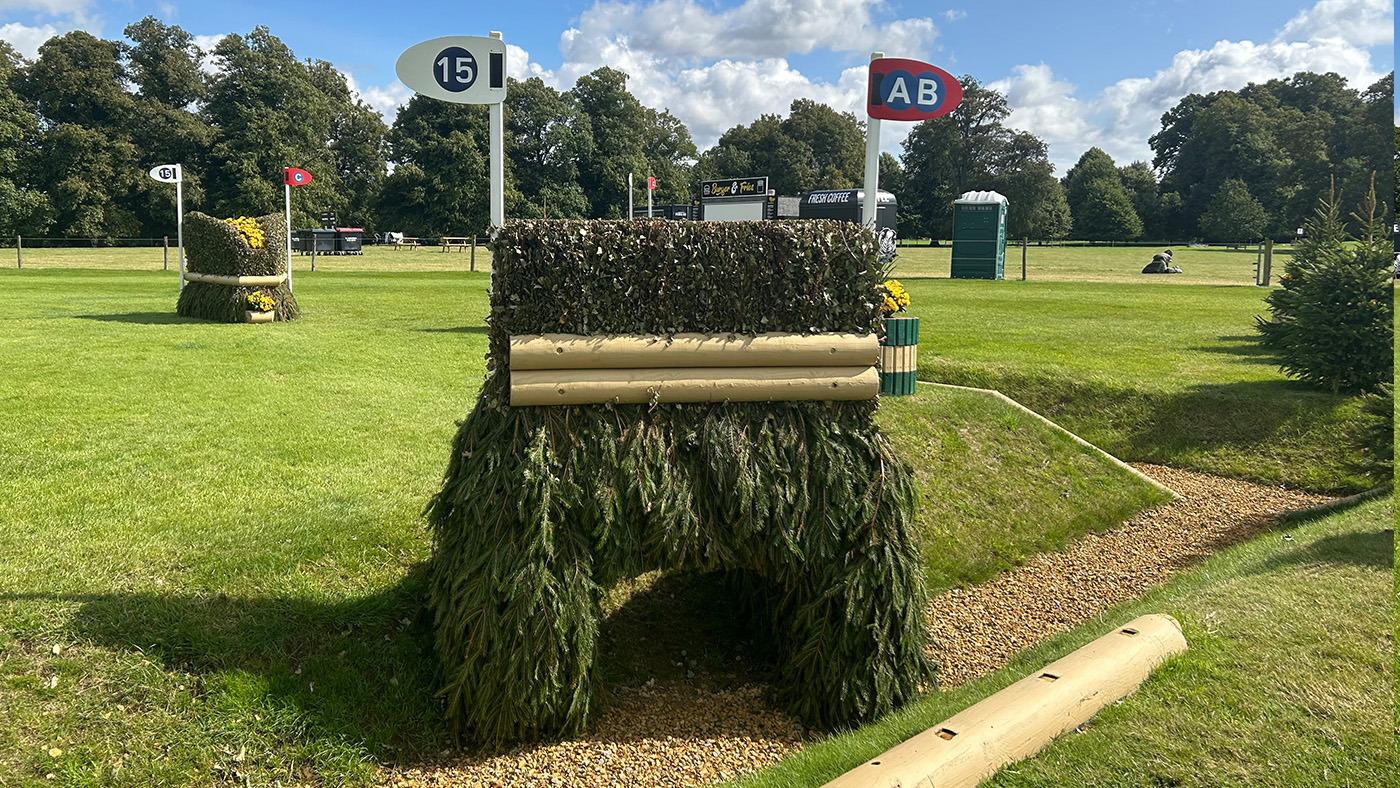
[509,332,880,406]
[820,613,1188,788]
[182,272,288,286]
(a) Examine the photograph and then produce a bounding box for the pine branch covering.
[428,219,931,745]
[176,212,299,322]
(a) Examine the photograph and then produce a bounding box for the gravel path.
[381,464,1330,787]
[928,464,1330,688]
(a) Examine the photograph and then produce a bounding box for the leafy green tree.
[307,60,388,230]
[1257,184,1394,393]
[1073,178,1142,240]
[0,42,52,236]
[991,131,1068,239]
[1118,161,1163,238]
[1062,148,1141,240]
[1151,71,1392,238]
[1199,178,1269,244]
[124,16,206,108]
[21,32,147,237]
[781,98,865,188]
[900,76,1061,241]
[122,18,214,238]
[379,97,506,236]
[203,27,386,227]
[506,77,591,219]
[1062,147,1119,211]
[639,106,698,207]
[697,114,816,195]
[572,67,648,218]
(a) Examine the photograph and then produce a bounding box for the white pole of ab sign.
[396,33,508,251]
[861,51,884,230]
[148,164,184,292]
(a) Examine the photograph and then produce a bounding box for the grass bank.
[725,493,1395,788]
[899,277,1372,492]
[0,268,1164,785]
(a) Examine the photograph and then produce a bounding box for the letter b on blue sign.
[434,47,477,92]
[881,69,945,113]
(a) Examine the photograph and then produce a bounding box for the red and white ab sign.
[866,58,962,121]
[647,176,657,190]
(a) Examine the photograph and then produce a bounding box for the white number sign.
[148,164,182,184]
[397,36,506,104]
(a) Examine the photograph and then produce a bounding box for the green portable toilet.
[951,190,1008,280]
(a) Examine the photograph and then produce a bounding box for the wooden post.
[1263,239,1273,285]
[470,237,476,272]
[1021,237,1027,280]
[16,235,20,269]
[164,236,169,270]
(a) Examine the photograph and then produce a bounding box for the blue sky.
[2,0,1392,173]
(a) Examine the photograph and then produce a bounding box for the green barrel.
[880,316,919,396]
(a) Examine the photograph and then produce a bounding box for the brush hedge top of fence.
[491,219,883,344]
[184,212,286,277]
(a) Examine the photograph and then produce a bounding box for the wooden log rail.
[509,332,880,406]
[182,272,288,286]
[821,614,1188,788]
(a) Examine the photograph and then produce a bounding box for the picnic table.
[440,236,473,252]
[392,236,420,250]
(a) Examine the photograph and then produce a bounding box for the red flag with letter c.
[284,167,313,186]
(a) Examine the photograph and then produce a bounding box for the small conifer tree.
[1257,180,1393,393]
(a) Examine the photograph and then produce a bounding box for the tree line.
[0,19,1390,242]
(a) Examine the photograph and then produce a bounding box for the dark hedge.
[428,219,930,745]
[176,212,299,322]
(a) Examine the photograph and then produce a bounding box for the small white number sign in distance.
[397,36,506,105]
[148,164,182,183]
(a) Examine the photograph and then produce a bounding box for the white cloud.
[0,21,62,58]
[1275,0,1393,46]
[992,0,1391,175]
[558,0,938,65]
[0,0,91,16]
[545,0,938,153]
[191,33,226,75]
[943,9,966,22]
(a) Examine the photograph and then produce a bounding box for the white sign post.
[148,164,184,292]
[861,52,884,230]
[397,33,508,238]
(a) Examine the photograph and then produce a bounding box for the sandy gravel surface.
[927,463,1330,688]
[382,463,1330,787]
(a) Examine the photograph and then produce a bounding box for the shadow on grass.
[2,564,444,762]
[1258,529,1394,572]
[919,363,1369,492]
[418,326,489,334]
[0,568,758,764]
[1186,334,1276,362]
[77,312,203,325]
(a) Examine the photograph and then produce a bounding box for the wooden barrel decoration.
[880,316,919,396]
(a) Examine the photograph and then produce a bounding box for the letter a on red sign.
[284,167,313,186]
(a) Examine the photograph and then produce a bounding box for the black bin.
[291,229,316,254]
[311,229,337,254]
[335,227,363,255]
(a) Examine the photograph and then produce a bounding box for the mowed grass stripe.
[1,267,1169,785]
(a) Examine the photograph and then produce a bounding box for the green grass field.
[890,242,1289,286]
[898,277,1372,492]
[726,493,1395,788]
[0,266,1166,785]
